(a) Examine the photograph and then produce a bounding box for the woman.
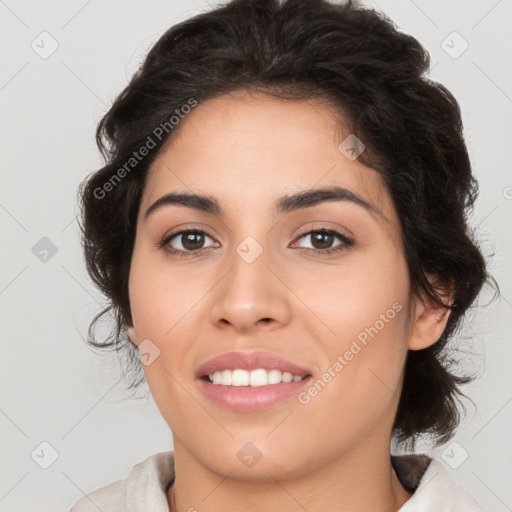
[70,0,491,510]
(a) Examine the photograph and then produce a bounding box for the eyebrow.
[143,186,378,221]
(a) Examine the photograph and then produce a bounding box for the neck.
[167,436,412,512]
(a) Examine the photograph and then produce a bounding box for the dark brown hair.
[77,0,493,446]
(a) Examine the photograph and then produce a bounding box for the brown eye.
[162,230,216,253]
[309,231,335,250]
[180,231,206,250]
[294,228,354,255]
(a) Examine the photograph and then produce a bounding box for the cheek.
[293,248,410,413]
[128,246,200,337]
[293,243,410,343]
[127,250,210,399]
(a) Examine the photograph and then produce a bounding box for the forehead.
[140,91,395,226]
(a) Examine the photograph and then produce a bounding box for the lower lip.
[197,376,313,412]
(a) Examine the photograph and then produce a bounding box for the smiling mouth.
[197,368,313,412]
[200,368,312,387]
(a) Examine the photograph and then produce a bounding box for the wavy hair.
[77,0,493,446]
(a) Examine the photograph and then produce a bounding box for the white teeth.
[267,369,283,385]
[207,368,306,386]
[221,369,232,385]
[282,372,293,383]
[249,368,268,387]
[232,369,249,386]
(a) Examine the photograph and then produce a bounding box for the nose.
[209,247,292,334]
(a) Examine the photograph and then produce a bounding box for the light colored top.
[69,451,482,512]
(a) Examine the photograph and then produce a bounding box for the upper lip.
[195,351,312,379]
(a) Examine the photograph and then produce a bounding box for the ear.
[408,274,453,351]
[127,326,139,347]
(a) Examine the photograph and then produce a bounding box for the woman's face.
[128,91,420,480]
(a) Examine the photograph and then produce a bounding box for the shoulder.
[69,478,126,512]
[394,454,482,512]
[68,451,175,512]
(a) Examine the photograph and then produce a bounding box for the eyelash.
[158,225,354,257]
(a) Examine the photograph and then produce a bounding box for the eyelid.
[160,223,216,242]
[157,224,217,252]
[290,225,354,251]
[293,223,352,239]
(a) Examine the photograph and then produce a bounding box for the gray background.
[1,0,511,510]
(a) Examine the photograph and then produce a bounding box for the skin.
[127,90,451,512]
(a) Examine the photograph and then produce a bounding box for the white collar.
[118,451,481,512]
